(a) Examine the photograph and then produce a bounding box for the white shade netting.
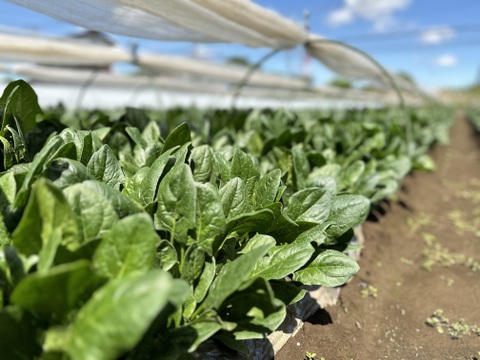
[4,0,422,96]
[0,32,308,89]
[138,54,308,89]
[5,0,308,48]
[0,33,131,66]
[306,35,424,95]
[306,35,387,83]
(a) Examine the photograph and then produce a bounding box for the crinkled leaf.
[57,129,101,164]
[180,245,205,284]
[230,147,260,196]
[338,160,365,190]
[136,147,176,206]
[292,147,310,190]
[294,225,327,246]
[191,145,216,183]
[93,214,158,279]
[219,177,247,219]
[155,164,196,243]
[253,169,281,210]
[82,180,143,218]
[156,240,178,272]
[195,183,225,255]
[63,183,118,248]
[87,145,125,189]
[285,187,331,224]
[325,195,370,238]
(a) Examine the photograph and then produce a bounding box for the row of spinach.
[0,80,453,359]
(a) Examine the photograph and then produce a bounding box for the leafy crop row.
[467,110,480,132]
[0,81,452,359]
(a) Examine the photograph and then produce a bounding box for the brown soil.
[276,116,480,360]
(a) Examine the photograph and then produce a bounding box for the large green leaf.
[284,187,332,224]
[338,160,365,190]
[155,240,178,271]
[82,180,143,218]
[193,257,216,304]
[195,183,225,255]
[191,145,216,183]
[180,245,205,284]
[11,260,105,319]
[253,169,281,209]
[63,183,118,248]
[292,147,310,190]
[45,270,188,360]
[0,80,42,135]
[162,123,191,154]
[325,195,370,238]
[219,177,247,219]
[58,129,101,164]
[93,214,158,278]
[251,240,315,280]
[136,147,176,206]
[230,147,260,196]
[155,164,196,243]
[293,250,359,287]
[87,145,125,189]
[0,172,16,214]
[12,178,78,272]
[240,234,276,254]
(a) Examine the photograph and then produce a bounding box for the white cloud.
[420,27,456,44]
[434,54,458,67]
[328,8,354,26]
[191,45,215,59]
[327,0,411,31]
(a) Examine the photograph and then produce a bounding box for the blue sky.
[1,0,480,90]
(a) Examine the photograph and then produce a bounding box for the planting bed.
[277,116,480,360]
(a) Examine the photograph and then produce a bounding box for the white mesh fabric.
[306,35,386,83]
[0,33,131,65]
[6,0,307,48]
[138,54,308,89]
